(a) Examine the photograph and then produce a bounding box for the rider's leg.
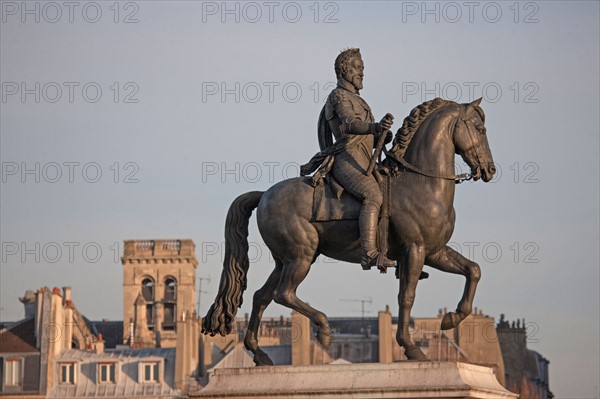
[332,153,395,268]
[360,199,396,268]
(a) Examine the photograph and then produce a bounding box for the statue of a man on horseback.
[300,48,397,270]
[203,47,497,366]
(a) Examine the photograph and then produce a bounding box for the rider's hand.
[380,113,394,131]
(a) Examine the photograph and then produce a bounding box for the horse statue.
[202,97,496,365]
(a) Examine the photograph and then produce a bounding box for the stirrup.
[361,253,396,271]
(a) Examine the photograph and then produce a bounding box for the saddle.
[307,166,393,273]
[308,167,391,223]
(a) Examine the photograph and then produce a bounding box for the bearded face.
[341,56,364,92]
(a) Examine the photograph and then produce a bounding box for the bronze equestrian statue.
[203,49,496,366]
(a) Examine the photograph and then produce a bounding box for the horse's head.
[454,98,495,182]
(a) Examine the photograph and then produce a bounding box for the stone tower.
[121,239,198,348]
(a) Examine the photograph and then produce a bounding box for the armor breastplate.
[325,88,374,139]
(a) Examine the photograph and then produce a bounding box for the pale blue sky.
[1,1,598,397]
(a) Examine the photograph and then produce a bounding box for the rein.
[384,149,472,184]
[385,107,479,185]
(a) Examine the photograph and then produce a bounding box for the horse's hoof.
[317,328,332,349]
[419,271,429,280]
[253,349,274,366]
[404,346,428,361]
[441,311,462,330]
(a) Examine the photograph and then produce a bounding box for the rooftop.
[47,348,180,398]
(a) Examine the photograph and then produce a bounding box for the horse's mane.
[391,97,451,158]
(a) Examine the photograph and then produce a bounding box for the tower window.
[163,304,176,330]
[163,277,177,330]
[146,304,154,329]
[141,278,155,330]
[165,277,176,301]
[141,278,154,301]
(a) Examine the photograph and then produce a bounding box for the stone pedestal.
[192,361,518,398]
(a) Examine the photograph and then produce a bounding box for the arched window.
[141,278,154,301]
[141,278,155,330]
[164,278,176,301]
[163,277,177,331]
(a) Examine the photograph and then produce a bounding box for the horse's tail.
[202,191,264,336]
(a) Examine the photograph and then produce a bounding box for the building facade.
[0,287,99,398]
[497,315,553,399]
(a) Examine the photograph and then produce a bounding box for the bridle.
[384,106,485,185]
[384,150,472,184]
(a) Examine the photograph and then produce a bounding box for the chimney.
[95,334,105,354]
[175,313,200,390]
[19,290,36,318]
[378,305,393,363]
[63,287,72,303]
[201,335,212,373]
[291,310,311,366]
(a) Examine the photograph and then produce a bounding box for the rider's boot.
[360,202,396,269]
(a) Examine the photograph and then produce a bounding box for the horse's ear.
[470,97,482,107]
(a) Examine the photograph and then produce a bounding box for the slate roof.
[88,320,124,349]
[0,316,37,353]
[46,348,181,398]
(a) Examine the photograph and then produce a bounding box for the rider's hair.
[335,48,361,78]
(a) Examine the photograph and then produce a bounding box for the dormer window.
[97,362,117,384]
[59,362,77,385]
[3,358,23,386]
[139,361,161,383]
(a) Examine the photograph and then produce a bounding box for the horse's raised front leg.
[273,255,332,349]
[426,245,481,330]
[396,244,427,360]
[243,262,282,366]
